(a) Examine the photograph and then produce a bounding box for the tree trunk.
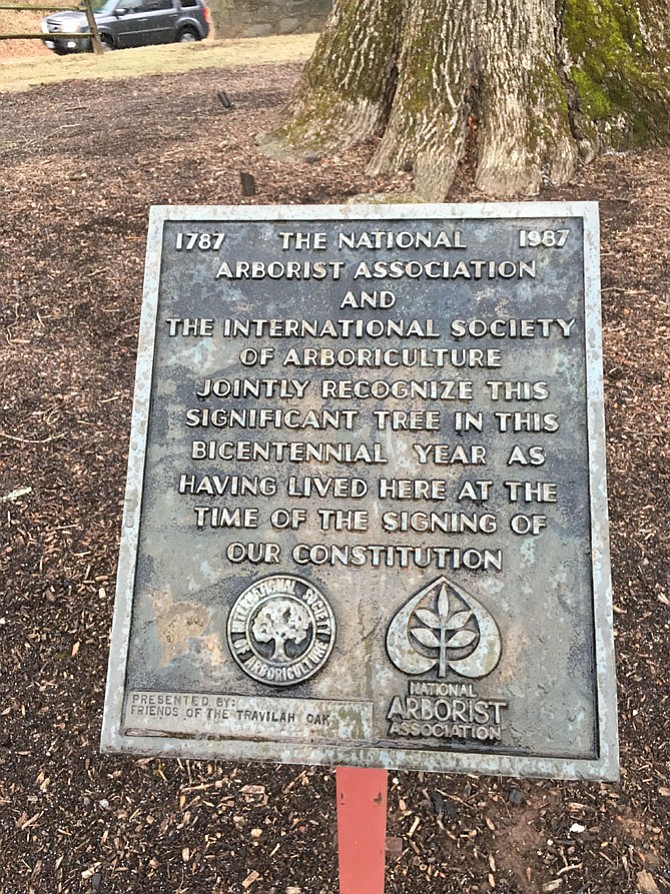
[261,0,670,198]
[259,0,405,156]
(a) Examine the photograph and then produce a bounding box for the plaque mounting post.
[336,767,388,893]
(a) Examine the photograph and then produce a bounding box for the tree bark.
[262,0,670,199]
[259,0,405,157]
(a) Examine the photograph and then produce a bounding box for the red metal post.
[336,767,388,894]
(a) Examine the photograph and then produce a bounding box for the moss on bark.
[563,0,670,149]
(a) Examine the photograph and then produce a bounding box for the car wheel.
[99,34,114,51]
[176,27,199,43]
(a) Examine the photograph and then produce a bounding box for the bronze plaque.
[101,203,618,779]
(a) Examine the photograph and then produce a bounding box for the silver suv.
[42,0,210,54]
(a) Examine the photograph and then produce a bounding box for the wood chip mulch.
[0,61,669,894]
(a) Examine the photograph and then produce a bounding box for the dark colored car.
[41,0,210,54]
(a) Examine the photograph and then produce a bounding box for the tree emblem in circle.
[386,576,502,679]
[251,598,311,662]
[227,575,336,686]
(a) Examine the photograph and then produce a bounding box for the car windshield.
[87,0,117,12]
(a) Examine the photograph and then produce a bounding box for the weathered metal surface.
[101,202,618,779]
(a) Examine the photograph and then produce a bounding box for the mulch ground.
[0,61,669,894]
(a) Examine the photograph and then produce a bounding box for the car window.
[118,0,172,12]
[116,0,142,13]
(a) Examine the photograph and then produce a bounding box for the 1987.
[519,229,569,248]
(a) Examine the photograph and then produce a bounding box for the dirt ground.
[0,54,669,894]
[0,3,47,59]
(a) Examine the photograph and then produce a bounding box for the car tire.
[176,27,199,43]
[99,34,114,51]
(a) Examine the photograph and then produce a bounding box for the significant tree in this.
[261,0,670,198]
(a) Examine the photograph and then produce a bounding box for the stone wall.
[210,0,332,39]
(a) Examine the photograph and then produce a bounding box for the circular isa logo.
[227,575,336,687]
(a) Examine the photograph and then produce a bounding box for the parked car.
[41,0,210,54]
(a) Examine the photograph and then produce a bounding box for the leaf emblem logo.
[386,576,502,679]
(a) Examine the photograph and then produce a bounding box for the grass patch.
[0,33,318,92]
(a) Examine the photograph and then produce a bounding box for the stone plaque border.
[101,202,618,780]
